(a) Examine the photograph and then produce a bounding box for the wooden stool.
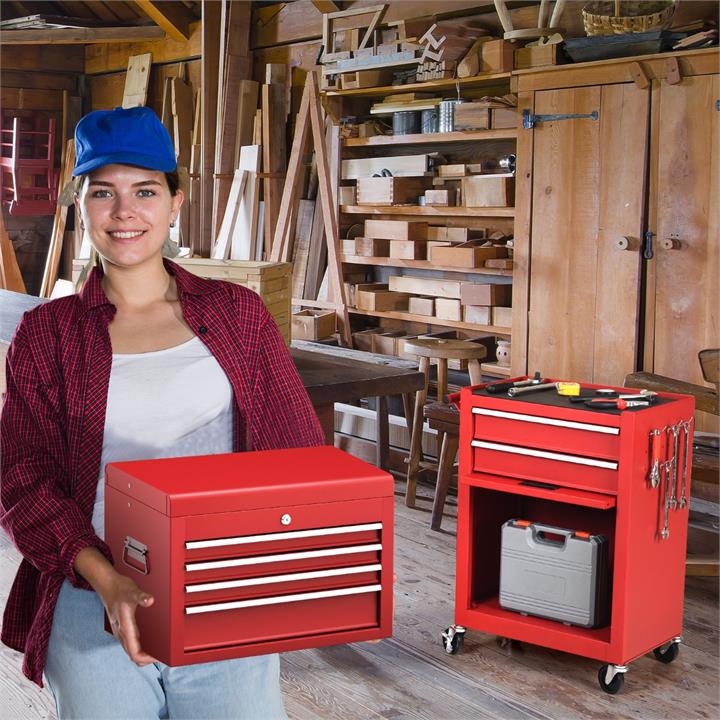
[424,401,460,531]
[404,338,486,510]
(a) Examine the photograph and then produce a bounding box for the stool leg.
[402,393,415,439]
[468,359,483,387]
[406,356,430,508]
[437,358,449,401]
[431,432,459,531]
[375,395,389,471]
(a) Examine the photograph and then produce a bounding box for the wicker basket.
[582,0,678,36]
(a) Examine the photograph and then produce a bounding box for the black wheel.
[653,642,679,664]
[442,627,464,655]
[598,665,625,695]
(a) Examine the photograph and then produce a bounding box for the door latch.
[522,109,599,129]
[643,231,655,260]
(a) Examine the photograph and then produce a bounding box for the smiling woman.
[0,106,324,720]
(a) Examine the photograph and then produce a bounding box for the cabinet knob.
[614,236,638,251]
[660,237,682,250]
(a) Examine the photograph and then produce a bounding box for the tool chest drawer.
[472,407,621,460]
[471,439,619,494]
[105,446,394,666]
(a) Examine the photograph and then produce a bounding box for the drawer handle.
[472,407,620,435]
[186,563,383,593]
[471,440,619,470]
[185,543,383,572]
[186,522,383,550]
[185,583,382,614]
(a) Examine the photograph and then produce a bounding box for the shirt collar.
[79,258,220,315]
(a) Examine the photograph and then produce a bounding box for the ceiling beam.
[133,0,192,41]
[0,26,166,44]
[311,1,340,12]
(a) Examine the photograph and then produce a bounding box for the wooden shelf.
[343,129,517,147]
[324,72,512,98]
[341,205,515,218]
[341,255,513,277]
[350,307,511,336]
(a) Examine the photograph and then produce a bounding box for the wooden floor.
[1,483,718,720]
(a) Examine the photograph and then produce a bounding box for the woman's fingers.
[108,590,157,665]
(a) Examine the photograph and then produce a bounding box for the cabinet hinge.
[522,109,599,129]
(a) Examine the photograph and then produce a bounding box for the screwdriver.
[585,398,651,410]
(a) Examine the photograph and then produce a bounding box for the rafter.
[134,0,192,41]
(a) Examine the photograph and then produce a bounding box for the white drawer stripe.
[472,407,620,435]
[471,440,619,470]
[185,584,382,614]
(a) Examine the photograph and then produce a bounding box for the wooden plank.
[262,83,288,255]
[291,199,316,301]
[171,76,194,167]
[231,145,261,261]
[364,220,428,241]
[188,88,202,255]
[134,0,193,42]
[40,139,74,298]
[0,70,76,91]
[212,169,248,260]
[0,213,27,294]
[122,52,152,108]
[234,80,260,167]
[1,43,84,73]
[200,1,221,256]
[0,26,166,44]
[0,87,63,111]
[389,275,462,299]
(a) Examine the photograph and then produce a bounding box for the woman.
[0,106,324,719]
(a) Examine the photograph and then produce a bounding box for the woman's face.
[75,164,183,270]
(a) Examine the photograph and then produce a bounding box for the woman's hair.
[73,168,180,196]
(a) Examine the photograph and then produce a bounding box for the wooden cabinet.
[512,49,719,424]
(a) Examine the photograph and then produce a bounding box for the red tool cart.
[105,445,393,666]
[442,379,694,694]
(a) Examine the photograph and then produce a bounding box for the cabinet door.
[646,74,719,429]
[527,84,649,385]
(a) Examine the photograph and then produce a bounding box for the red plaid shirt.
[0,259,324,686]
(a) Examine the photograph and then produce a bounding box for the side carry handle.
[122,536,149,575]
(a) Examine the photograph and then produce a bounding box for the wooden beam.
[311,1,339,12]
[0,26,166,44]
[134,0,192,42]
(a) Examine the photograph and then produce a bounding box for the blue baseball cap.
[73,106,176,176]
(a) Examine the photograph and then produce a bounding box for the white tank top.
[91,335,234,538]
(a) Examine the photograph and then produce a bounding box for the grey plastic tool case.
[499,520,609,628]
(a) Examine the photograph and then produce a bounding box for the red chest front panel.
[105,447,394,666]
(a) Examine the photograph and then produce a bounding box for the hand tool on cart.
[648,428,663,488]
[667,424,681,510]
[679,419,692,509]
[485,372,543,394]
[661,459,673,539]
[569,389,657,403]
[584,397,653,410]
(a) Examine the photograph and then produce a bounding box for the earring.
[170,220,176,228]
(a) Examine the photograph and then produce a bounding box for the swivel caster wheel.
[653,637,681,664]
[441,625,466,655]
[598,664,627,695]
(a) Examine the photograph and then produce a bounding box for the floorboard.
[0,484,717,719]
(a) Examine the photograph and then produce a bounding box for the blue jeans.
[45,580,288,720]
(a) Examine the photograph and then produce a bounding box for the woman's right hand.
[74,545,157,665]
[99,572,157,666]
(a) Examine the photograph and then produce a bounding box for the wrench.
[666,424,680,510]
[679,419,692,509]
[648,428,662,488]
[661,459,673,540]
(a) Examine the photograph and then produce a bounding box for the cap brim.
[73,152,176,176]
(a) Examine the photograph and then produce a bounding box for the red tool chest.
[443,379,695,694]
[105,445,393,666]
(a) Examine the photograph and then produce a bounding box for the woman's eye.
[91,190,112,198]
[138,189,156,198]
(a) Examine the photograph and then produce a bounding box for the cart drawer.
[472,407,620,460]
[184,585,380,651]
[471,440,618,494]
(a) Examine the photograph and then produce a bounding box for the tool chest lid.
[105,446,393,516]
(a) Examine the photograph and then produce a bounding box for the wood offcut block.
[492,306,513,328]
[462,175,515,207]
[492,107,518,129]
[452,104,491,131]
[435,297,462,321]
[339,186,357,205]
[481,39,514,72]
[437,164,468,178]
[389,275,461,299]
[354,237,390,257]
[460,282,512,306]
[356,177,432,206]
[514,44,566,70]
[365,220,428,241]
[355,283,410,311]
[389,241,426,259]
[485,258,514,269]
[427,226,478,243]
[424,189,455,206]
[174,259,291,345]
[292,310,336,341]
[353,327,384,352]
[430,243,502,269]
[408,296,435,316]
[374,331,405,356]
[463,305,491,324]
[342,155,431,180]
